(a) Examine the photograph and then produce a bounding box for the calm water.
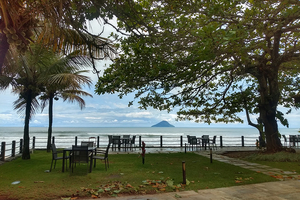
[1,126,299,146]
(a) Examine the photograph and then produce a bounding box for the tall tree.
[8,45,54,159]
[95,1,300,152]
[0,0,117,74]
[40,53,93,152]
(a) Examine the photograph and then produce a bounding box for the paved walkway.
[81,147,300,200]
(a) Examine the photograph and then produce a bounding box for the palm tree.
[10,44,55,159]
[39,52,93,152]
[0,0,117,74]
[1,44,93,159]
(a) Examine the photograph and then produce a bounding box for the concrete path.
[80,148,300,200]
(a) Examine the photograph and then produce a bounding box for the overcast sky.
[0,20,299,128]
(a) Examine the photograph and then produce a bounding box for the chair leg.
[54,160,57,169]
[50,160,54,172]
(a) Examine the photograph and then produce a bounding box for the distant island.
[151,120,175,127]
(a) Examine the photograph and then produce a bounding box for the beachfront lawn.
[0,150,277,200]
[244,151,300,173]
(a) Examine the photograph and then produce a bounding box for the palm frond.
[35,22,117,60]
[13,96,40,120]
[0,75,13,90]
[61,93,86,110]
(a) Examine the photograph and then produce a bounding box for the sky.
[0,20,299,128]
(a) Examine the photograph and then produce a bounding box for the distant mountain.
[151,120,175,127]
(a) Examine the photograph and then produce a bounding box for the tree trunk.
[257,66,282,152]
[264,112,282,152]
[22,91,32,160]
[47,96,54,152]
[0,34,9,74]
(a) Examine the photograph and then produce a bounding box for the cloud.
[32,120,41,124]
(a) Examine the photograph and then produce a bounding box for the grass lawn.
[244,151,300,173]
[0,150,277,200]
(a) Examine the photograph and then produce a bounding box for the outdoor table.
[62,146,96,173]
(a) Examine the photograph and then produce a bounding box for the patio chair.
[282,135,287,147]
[93,143,111,170]
[50,143,70,172]
[112,136,121,151]
[202,135,210,150]
[71,145,91,173]
[122,135,130,151]
[186,135,198,151]
[190,136,200,151]
[209,135,217,150]
[289,135,297,147]
[89,137,97,147]
[129,135,137,151]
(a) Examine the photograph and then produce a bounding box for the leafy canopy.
[96,0,300,125]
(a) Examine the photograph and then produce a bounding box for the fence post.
[32,136,35,149]
[1,142,5,161]
[241,136,244,147]
[75,136,78,146]
[97,136,100,148]
[220,136,223,148]
[20,139,23,154]
[182,161,186,184]
[12,141,16,157]
[180,136,183,147]
[139,136,142,148]
[160,136,163,147]
[52,136,55,144]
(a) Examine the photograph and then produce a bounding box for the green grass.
[244,151,300,173]
[0,150,277,200]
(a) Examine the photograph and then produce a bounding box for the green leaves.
[95,1,300,150]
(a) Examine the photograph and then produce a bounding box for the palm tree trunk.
[22,91,32,160]
[47,96,54,152]
[0,34,9,74]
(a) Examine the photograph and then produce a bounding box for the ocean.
[0,127,299,148]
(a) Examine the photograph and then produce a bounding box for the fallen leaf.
[152,183,159,188]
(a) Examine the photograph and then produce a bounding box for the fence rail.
[0,134,295,162]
